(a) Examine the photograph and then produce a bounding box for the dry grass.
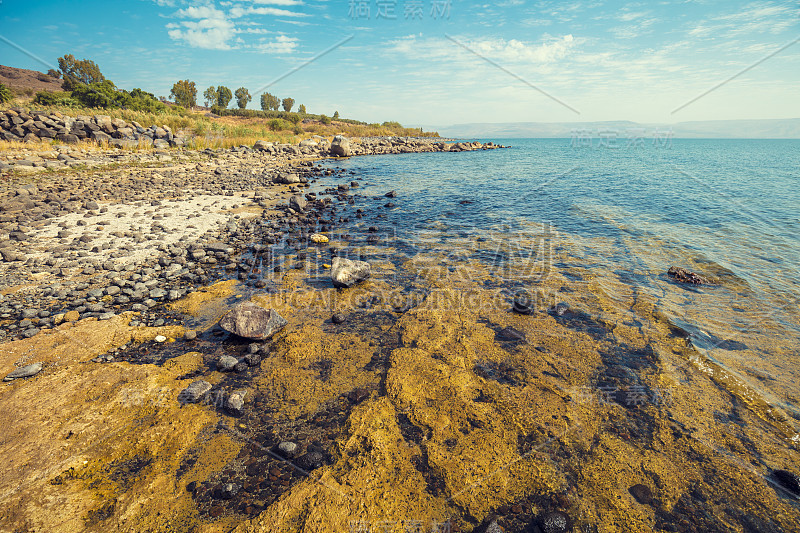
[1,98,442,152]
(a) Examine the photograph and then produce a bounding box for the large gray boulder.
[219,302,287,340]
[330,135,351,157]
[275,172,301,184]
[331,257,371,288]
[289,195,307,212]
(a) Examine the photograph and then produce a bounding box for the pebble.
[244,352,262,366]
[331,313,346,324]
[154,335,167,343]
[226,390,247,414]
[184,330,197,341]
[3,362,43,381]
[512,293,533,314]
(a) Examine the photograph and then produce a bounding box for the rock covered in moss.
[331,257,371,288]
[219,301,287,340]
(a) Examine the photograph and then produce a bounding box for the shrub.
[47,69,61,79]
[320,114,331,125]
[58,54,105,91]
[33,90,79,107]
[268,119,285,131]
[0,84,12,104]
[292,124,303,135]
[298,104,306,114]
[287,113,302,125]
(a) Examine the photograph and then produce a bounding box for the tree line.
[171,81,307,114]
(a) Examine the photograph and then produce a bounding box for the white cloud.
[254,34,299,54]
[391,34,578,64]
[249,0,305,4]
[168,5,237,50]
[229,5,309,18]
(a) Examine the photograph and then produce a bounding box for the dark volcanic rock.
[218,302,287,340]
[668,266,710,285]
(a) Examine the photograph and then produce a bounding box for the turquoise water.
[325,138,800,423]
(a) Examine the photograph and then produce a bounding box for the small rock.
[512,293,533,314]
[217,355,239,372]
[331,313,346,324]
[154,335,167,343]
[4,362,43,381]
[277,441,298,458]
[540,511,570,533]
[297,451,324,471]
[244,352,262,366]
[178,380,212,403]
[184,330,197,341]
[248,343,260,354]
[667,266,709,285]
[220,482,239,499]
[330,257,371,288]
[310,233,329,244]
[551,302,569,317]
[219,302,287,340]
[226,390,247,414]
[385,190,397,198]
[629,483,653,504]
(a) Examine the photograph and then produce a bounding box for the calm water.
[324,138,800,423]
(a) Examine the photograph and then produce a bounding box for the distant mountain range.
[427,118,800,139]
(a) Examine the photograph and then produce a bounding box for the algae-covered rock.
[219,301,287,340]
[330,257,371,288]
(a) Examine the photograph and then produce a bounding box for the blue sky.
[1,0,798,126]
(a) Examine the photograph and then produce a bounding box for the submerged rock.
[178,380,212,404]
[3,362,42,381]
[512,292,534,314]
[217,355,239,372]
[226,390,247,414]
[219,302,287,340]
[668,266,709,285]
[629,483,654,504]
[773,469,800,495]
[330,257,371,288]
[540,510,570,533]
[310,233,329,244]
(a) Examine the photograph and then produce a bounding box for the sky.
[0,0,798,127]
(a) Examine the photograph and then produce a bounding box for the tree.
[57,54,105,91]
[333,110,339,119]
[217,85,232,108]
[298,104,306,114]
[260,92,279,111]
[46,68,61,79]
[203,86,218,107]
[234,87,251,109]
[170,80,197,108]
[282,97,294,113]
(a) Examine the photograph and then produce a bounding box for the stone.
[330,135,351,157]
[629,483,653,504]
[540,511,570,533]
[667,266,709,285]
[512,292,533,315]
[218,302,287,340]
[244,352,262,366]
[184,330,197,341]
[276,173,301,184]
[154,335,167,343]
[64,310,80,322]
[385,190,397,198]
[226,390,247,414]
[331,313,346,324]
[4,362,43,381]
[330,257,371,288]
[289,195,307,212]
[297,451,324,471]
[178,380,212,403]
[277,441,297,458]
[220,483,239,499]
[773,470,800,495]
[217,355,239,372]
[310,233,329,244]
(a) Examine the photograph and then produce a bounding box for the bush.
[287,113,302,125]
[292,124,303,135]
[0,84,12,104]
[268,119,286,131]
[33,90,79,107]
[320,114,331,125]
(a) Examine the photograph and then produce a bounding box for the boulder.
[253,140,272,151]
[330,135,351,157]
[331,257,371,288]
[275,173,301,184]
[289,195,307,212]
[219,302,287,340]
